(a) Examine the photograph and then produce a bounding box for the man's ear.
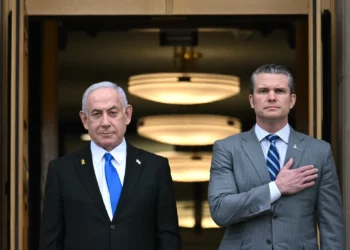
[124,105,133,125]
[249,94,255,109]
[79,111,89,130]
[290,94,296,109]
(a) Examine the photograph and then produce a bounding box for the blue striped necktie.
[266,134,280,181]
[104,153,122,216]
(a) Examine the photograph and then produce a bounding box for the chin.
[100,142,117,151]
[263,111,282,116]
[100,139,115,146]
[260,113,281,119]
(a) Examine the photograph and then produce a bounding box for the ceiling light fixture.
[137,114,241,146]
[128,72,240,105]
[156,151,212,182]
[80,134,91,141]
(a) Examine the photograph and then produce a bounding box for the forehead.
[86,87,122,108]
[254,73,289,88]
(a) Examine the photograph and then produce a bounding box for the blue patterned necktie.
[266,134,280,181]
[104,153,122,216]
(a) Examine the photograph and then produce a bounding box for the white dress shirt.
[90,138,127,221]
[255,124,290,204]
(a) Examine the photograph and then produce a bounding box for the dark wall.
[28,19,43,250]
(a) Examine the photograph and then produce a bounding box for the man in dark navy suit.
[40,81,181,250]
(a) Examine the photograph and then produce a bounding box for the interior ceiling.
[58,23,296,137]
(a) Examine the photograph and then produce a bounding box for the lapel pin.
[81,159,85,165]
[136,159,141,165]
[293,145,298,149]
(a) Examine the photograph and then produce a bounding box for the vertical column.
[22,2,29,250]
[40,20,59,212]
[9,0,26,249]
[0,0,9,249]
[294,18,309,134]
[337,0,350,247]
[308,0,315,137]
[330,0,337,162]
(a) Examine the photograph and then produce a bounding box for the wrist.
[275,179,284,194]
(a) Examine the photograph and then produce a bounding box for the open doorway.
[28,14,311,250]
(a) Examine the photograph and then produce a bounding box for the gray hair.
[250,64,295,94]
[81,81,128,114]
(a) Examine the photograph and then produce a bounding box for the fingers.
[302,168,318,176]
[299,166,318,184]
[302,173,318,183]
[283,158,294,169]
[297,165,316,173]
[301,181,315,189]
[277,163,318,195]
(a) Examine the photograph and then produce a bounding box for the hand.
[275,158,318,195]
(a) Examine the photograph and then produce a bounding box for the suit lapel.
[112,143,143,222]
[242,128,271,184]
[284,127,305,169]
[75,144,110,222]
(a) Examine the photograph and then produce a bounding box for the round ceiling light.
[156,151,212,182]
[128,73,240,105]
[137,114,241,146]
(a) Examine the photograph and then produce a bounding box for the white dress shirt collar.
[90,138,127,164]
[89,138,127,221]
[255,123,290,144]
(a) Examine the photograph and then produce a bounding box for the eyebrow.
[107,106,118,111]
[91,106,119,113]
[257,87,287,90]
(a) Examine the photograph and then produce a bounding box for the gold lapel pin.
[136,159,141,165]
[81,159,85,165]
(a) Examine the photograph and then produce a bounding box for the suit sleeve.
[156,158,181,250]
[317,144,345,249]
[208,141,271,227]
[40,161,65,250]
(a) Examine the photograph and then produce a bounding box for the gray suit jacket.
[208,126,344,250]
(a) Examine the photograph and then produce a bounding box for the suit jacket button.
[110,225,115,230]
[266,239,272,245]
[273,215,278,220]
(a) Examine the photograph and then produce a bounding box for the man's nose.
[267,91,276,100]
[101,113,110,126]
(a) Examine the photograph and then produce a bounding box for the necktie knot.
[104,152,113,162]
[267,134,279,144]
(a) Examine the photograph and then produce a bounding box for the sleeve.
[208,141,271,227]
[156,158,181,250]
[40,161,65,250]
[317,144,345,250]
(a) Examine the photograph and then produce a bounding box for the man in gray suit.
[208,64,344,250]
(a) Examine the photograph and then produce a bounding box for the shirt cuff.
[269,181,281,204]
